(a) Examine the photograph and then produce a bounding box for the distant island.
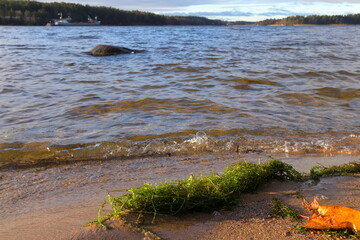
[255,14,360,26]
[1,0,360,26]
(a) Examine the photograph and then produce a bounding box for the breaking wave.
[1,131,359,168]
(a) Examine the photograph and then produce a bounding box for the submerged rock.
[88,45,144,56]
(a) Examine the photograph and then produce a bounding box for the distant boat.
[47,12,101,26]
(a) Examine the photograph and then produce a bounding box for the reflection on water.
[0,26,359,167]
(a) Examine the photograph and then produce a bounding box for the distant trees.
[0,0,224,26]
[2,0,360,26]
[226,21,256,26]
[256,18,279,26]
[0,0,49,25]
[170,16,223,26]
[257,14,360,26]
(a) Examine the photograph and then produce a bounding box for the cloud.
[169,9,310,20]
[36,0,360,10]
[179,11,255,17]
[36,0,360,21]
[302,0,360,2]
[177,1,360,20]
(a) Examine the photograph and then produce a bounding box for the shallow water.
[0,26,359,167]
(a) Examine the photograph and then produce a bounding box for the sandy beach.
[1,153,359,240]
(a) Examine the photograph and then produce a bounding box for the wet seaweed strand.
[98,159,302,223]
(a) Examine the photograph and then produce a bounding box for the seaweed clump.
[95,159,302,224]
[310,162,360,180]
[271,198,300,221]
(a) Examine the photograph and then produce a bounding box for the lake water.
[0,26,359,168]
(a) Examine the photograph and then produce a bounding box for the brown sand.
[1,153,359,240]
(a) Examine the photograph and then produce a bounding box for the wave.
[1,131,359,169]
[66,98,238,118]
[314,87,360,100]
[224,77,281,86]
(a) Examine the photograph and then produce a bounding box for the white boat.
[47,13,101,26]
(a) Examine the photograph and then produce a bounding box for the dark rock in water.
[88,45,144,56]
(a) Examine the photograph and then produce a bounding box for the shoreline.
[230,24,351,27]
[1,153,359,239]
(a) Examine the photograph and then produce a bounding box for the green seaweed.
[91,159,360,239]
[321,230,360,240]
[296,225,360,240]
[310,162,360,180]
[86,199,109,229]
[94,159,302,224]
[271,198,300,221]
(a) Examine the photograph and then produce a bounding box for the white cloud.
[36,0,360,21]
[166,1,360,20]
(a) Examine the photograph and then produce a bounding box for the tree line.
[257,14,360,26]
[0,0,223,26]
[2,0,360,26]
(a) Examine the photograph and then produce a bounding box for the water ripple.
[0,26,359,163]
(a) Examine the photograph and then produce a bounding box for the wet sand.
[1,153,359,240]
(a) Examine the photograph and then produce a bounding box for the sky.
[36,0,360,21]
